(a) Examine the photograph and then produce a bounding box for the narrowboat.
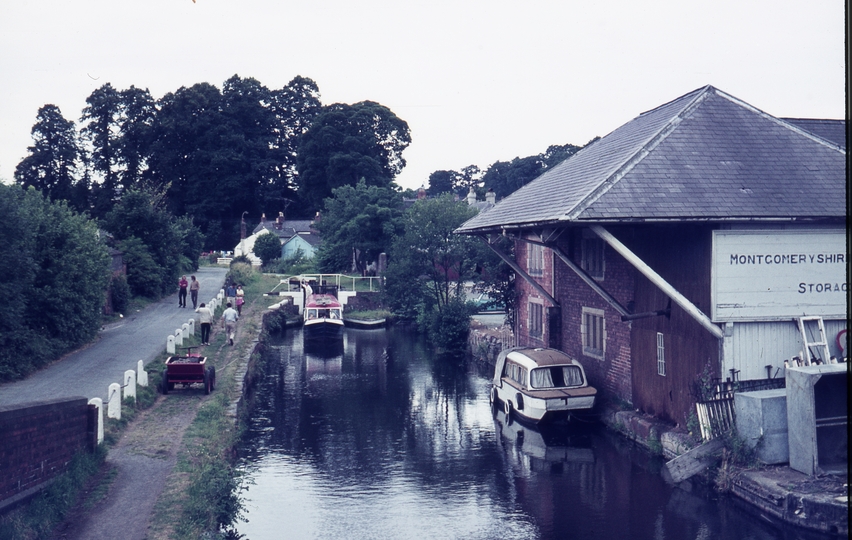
[303,292,344,339]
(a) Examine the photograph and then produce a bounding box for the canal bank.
[467,320,848,537]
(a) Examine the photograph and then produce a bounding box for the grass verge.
[147,272,278,539]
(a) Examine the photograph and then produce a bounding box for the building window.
[581,230,605,279]
[528,242,544,277]
[581,307,605,359]
[529,302,543,338]
[657,332,666,376]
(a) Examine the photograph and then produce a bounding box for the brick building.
[457,85,847,426]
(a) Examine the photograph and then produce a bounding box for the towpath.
[0,266,228,408]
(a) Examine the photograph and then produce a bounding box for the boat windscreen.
[530,366,584,388]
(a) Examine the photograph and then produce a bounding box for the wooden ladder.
[797,316,830,365]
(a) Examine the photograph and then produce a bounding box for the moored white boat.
[491,347,597,424]
[303,293,344,339]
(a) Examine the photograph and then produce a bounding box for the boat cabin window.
[318,308,330,318]
[330,309,340,319]
[307,309,318,319]
[530,366,584,389]
[502,361,528,387]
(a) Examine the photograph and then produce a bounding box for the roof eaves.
[563,85,715,221]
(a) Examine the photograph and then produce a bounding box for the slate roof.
[252,219,314,238]
[456,85,846,234]
[781,118,846,150]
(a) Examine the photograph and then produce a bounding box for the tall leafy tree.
[426,170,454,197]
[314,180,404,273]
[267,76,322,205]
[116,85,157,190]
[0,184,110,381]
[296,101,411,213]
[81,83,123,217]
[14,105,87,211]
[384,195,479,319]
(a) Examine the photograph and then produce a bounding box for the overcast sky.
[0,0,845,191]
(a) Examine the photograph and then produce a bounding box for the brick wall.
[513,232,636,405]
[0,397,96,510]
[553,234,635,404]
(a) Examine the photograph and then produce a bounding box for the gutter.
[589,225,724,340]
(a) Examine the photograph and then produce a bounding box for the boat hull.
[303,319,344,339]
[492,385,595,424]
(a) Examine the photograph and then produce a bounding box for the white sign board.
[712,229,847,321]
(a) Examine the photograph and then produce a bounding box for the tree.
[384,195,479,320]
[296,101,411,213]
[253,231,282,265]
[103,189,201,297]
[81,83,123,216]
[481,143,583,199]
[266,76,322,205]
[116,86,156,191]
[14,105,87,212]
[314,180,404,274]
[0,184,110,381]
[426,170,454,197]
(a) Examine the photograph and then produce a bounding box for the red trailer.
[161,347,216,394]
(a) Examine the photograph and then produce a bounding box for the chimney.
[276,211,283,230]
[260,213,266,225]
[485,189,496,205]
[467,186,477,205]
[417,186,426,200]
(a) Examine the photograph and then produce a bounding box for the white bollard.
[123,370,136,403]
[183,322,191,339]
[175,328,183,346]
[187,319,195,336]
[107,383,121,420]
[88,398,104,444]
[137,360,148,387]
[167,335,176,354]
[218,289,225,301]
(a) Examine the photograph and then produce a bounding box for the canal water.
[236,327,829,540]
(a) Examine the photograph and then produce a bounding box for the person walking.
[226,282,237,309]
[189,275,200,309]
[178,275,188,308]
[222,302,239,346]
[195,302,214,345]
[235,285,245,316]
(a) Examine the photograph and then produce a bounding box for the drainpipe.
[589,225,724,340]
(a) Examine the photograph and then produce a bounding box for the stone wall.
[0,397,96,511]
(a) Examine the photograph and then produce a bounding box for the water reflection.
[237,328,832,540]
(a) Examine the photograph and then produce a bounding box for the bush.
[418,297,474,353]
[227,262,256,287]
[110,274,130,314]
[0,184,111,382]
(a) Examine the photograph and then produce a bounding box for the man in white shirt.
[222,302,239,346]
[195,302,214,345]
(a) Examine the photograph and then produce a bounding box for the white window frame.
[528,242,544,277]
[657,332,666,376]
[581,229,605,280]
[528,300,544,339]
[581,307,606,360]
